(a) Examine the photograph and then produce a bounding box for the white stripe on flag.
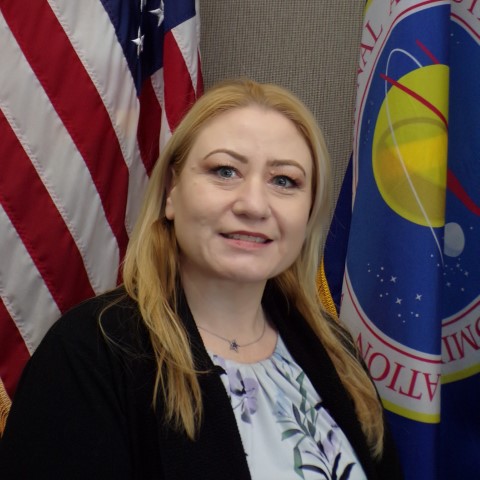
[172,15,201,92]
[150,69,172,150]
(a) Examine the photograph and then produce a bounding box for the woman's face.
[165,106,313,287]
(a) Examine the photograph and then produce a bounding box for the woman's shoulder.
[55,286,137,324]
[41,287,148,358]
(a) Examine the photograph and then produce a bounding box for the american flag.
[0,0,202,416]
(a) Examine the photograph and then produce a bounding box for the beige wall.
[200,1,364,201]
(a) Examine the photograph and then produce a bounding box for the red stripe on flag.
[0,299,32,399]
[0,110,95,310]
[2,1,130,259]
[163,31,197,131]
[137,79,161,175]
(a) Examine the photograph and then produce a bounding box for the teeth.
[227,234,267,243]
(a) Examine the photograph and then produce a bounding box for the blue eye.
[272,175,297,188]
[214,166,237,178]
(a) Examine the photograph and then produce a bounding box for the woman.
[0,79,402,479]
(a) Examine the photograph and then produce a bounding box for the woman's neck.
[181,274,279,363]
[180,273,266,335]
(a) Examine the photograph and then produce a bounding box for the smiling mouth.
[222,233,271,244]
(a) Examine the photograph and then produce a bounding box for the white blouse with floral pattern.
[208,336,367,480]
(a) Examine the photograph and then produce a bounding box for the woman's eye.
[272,175,297,188]
[214,166,237,179]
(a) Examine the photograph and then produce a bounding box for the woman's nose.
[231,177,271,219]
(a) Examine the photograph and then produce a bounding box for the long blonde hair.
[122,79,384,458]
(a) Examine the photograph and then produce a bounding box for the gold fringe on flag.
[316,259,339,320]
[0,378,11,436]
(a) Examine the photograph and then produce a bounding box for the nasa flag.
[335,1,480,478]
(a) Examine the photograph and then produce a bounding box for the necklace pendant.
[229,339,239,352]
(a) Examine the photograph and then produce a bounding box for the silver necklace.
[197,319,267,353]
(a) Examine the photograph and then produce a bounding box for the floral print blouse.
[208,336,367,480]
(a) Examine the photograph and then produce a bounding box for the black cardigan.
[0,286,402,479]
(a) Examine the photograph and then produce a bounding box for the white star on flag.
[132,27,144,56]
[150,2,165,26]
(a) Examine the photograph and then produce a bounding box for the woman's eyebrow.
[203,148,247,163]
[268,159,307,176]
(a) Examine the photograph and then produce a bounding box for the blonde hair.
[122,79,384,457]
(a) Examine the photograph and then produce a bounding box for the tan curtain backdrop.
[200,0,364,204]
